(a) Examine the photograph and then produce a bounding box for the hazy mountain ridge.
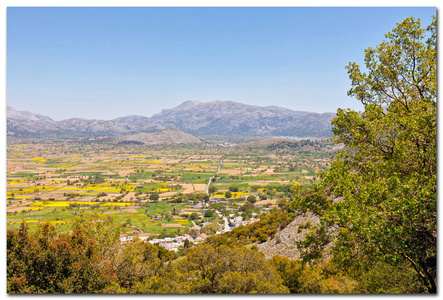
[7,107,166,137]
[112,129,203,145]
[7,101,335,138]
[55,118,165,134]
[111,115,151,123]
[150,100,334,137]
[7,106,54,122]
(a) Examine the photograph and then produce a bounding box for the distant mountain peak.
[183,100,201,105]
[150,100,335,137]
[177,100,201,108]
[7,106,54,122]
[113,128,202,145]
[112,115,150,123]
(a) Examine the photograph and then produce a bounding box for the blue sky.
[6,6,436,120]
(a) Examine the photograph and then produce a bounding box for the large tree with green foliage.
[7,223,115,293]
[312,16,436,293]
[71,212,121,256]
[165,243,289,293]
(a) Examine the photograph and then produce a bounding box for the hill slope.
[151,100,335,137]
[7,106,54,122]
[7,107,166,138]
[112,129,203,145]
[257,211,321,260]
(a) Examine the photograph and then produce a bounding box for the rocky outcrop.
[258,211,321,260]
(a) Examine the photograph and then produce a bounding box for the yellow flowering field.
[30,157,46,163]
[175,219,190,225]
[11,196,31,200]
[214,191,245,198]
[100,202,135,207]
[7,179,27,184]
[9,220,40,225]
[29,201,102,207]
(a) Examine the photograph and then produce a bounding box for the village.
[118,205,274,251]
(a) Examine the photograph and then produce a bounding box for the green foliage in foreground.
[298,16,436,293]
[7,206,428,294]
[7,15,435,295]
[7,220,288,294]
[225,205,296,244]
[7,223,114,293]
[150,244,289,294]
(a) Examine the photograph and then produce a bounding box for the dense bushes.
[7,221,289,294]
[226,208,295,244]
[8,210,425,294]
[7,223,114,293]
[165,244,289,293]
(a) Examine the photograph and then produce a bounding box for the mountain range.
[7,100,336,139]
[112,129,203,145]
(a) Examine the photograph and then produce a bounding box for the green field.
[7,139,335,236]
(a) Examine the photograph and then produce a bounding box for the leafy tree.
[204,209,214,218]
[204,235,240,249]
[201,221,221,235]
[277,199,287,208]
[168,243,289,293]
[239,202,255,213]
[250,186,259,192]
[189,212,199,220]
[225,191,232,198]
[226,209,295,245]
[228,185,239,192]
[71,212,121,256]
[149,192,160,201]
[183,238,190,249]
[247,195,257,203]
[270,255,306,293]
[313,16,436,293]
[106,239,161,293]
[189,228,200,239]
[7,222,114,293]
[103,238,175,293]
[270,255,357,293]
[349,259,424,293]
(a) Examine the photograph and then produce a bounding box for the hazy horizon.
[6,7,436,121]
[8,99,337,122]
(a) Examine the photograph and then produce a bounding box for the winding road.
[204,147,232,232]
[205,148,231,195]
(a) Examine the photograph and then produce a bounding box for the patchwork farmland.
[6,139,334,237]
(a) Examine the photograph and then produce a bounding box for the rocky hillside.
[112,129,203,145]
[54,118,165,135]
[257,211,337,261]
[111,115,151,123]
[7,107,166,138]
[7,106,54,122]
[151,100,335,137]
[257,211,321,260]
